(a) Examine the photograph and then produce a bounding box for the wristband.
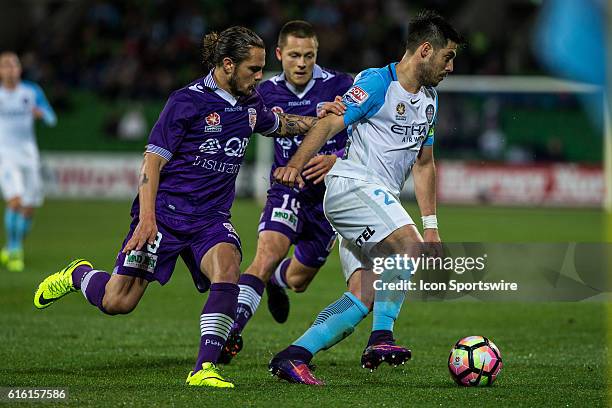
[422,215,438,230]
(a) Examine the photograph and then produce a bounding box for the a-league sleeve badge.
[426,104,435,124]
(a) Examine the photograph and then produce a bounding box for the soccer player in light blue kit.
[271,11,463,384]
[0,52,56,272]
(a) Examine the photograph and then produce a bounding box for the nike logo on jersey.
[410,98,420,104]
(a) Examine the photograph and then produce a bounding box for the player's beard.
[228,72,252,97]
[416,62,440,87]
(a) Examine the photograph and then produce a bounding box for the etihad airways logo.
[391,122,428,137]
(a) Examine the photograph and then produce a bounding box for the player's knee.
[213,265,240,283]
[21,208,34,218]
[7,198,21,210]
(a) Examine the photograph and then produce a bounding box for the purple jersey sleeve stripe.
[260,112,280,136]
[146,144,173,161]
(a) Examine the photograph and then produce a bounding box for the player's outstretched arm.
[412,146,441,243]
[274,114,346,188]
[32,83,57,126]
[274,113,318,137]
[272,99,345,137]
[122,152,168,253]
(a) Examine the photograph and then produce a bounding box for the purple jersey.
[133,71,279,224]
[258,65,353,200]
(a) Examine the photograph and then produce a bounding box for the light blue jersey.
[0,81,56,162]
[328,63,437,196]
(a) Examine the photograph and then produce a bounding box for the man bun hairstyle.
[202,26,265,70]
[405,10,464,53]
[278,20,318,48]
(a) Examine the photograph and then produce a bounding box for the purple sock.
[269,258,290,288]
[233,274,265,333]
[367,330,394,346]
[72,264,93,289]
[79,269,110,313]
[194,282,239,370]
[276,345,313,364]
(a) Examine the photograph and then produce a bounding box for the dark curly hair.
[201,26,265,70]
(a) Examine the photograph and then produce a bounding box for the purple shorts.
[114,213,242,293]
[258,184,336,268]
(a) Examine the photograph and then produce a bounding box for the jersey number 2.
[374,189,396,205]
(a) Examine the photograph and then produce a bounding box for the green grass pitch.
[0,199,608,407]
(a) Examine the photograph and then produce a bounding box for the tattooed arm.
[273,113,318,137]
[272,98,346,137]
[274,114,347,188]
[122,152,168,253]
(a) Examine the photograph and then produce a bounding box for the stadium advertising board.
[40,153,252,199]
[437,161,604,207]
[41,153,141,199]
[40,154,605,208]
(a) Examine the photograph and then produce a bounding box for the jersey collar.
[388,62,399,81]
[202,69,239,106]
[278,64,324,99]
[389,62,424,96]
[0,81,21,92]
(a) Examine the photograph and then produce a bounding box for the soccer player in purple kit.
[33,26,343,389]
[218,21,354,364]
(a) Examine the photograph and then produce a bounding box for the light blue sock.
[372,257,415,332]
[372,297,405,331]
[14,212,31,251]
[4,208,19,251]
[293,292,369,355]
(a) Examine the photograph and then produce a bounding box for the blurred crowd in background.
[3,0,543,99]
[0,0,604,164]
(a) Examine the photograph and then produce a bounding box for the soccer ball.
[448,336,502,386]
